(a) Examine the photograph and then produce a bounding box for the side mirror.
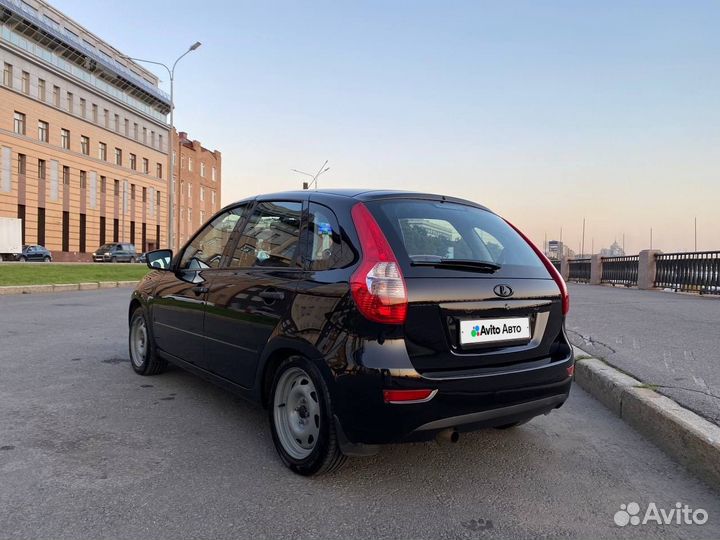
[146,249,173,271]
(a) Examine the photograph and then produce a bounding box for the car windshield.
[369,199,548,278]
[97,244,115,251]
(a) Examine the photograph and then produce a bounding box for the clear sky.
[54,0,719,254]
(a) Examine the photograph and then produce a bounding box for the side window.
[306,203,352,271]
[228,201,302,268]
[180,207,246,270]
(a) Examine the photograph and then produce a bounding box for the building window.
[66,92,73,113]
[212,166,216,181]
[114,179,120,196]
[80,98,86,118]
[200,162,206,177]
[158,134,163,151]
[200,187,205,201]
[104,109,109,128]
[156,163,162,179]
[53,85,60,107]
[62,166,70,185]
[100,176,106,193]
[79,213,86,253]
[113,218,119,242]
[131,184,136,200]
[133,123,138,140]
[92,104,98,123]
[62,211,69,252]
[142,127,147,144]
[157,192,161,207]
[114,114,120,132]
[151,130,155,147]
[129,153,136,170]
[114,148,122,166]
[14,112,26,135]
[21,71,30,94]
[99,215,105,246]
[187,183,192,198]
[61,129,70,150]
[211,190,216,206]
[188,157,193,172]
[38,159,46,180]
[98,142,107,161]
[79,170,87,189]
[124,118,129,137]
[38,78,46,101]
[37,208,46,246]
[18,154,26,175]
[38,121,49,142]
[3,63,11,87]
[81,136,89,155]
[142,186,147,202]
[142,158,149,174]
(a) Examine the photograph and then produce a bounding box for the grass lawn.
[0,263,149,286]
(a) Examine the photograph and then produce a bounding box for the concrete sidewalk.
[566,283,720,426]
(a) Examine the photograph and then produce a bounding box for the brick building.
[0,0,171,260]
[172,129,221,250]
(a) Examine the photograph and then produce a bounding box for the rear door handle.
[192,286,209,295]
[259,290,285,301]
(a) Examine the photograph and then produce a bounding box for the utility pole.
[581,218,586,258]
[293,160,330,190]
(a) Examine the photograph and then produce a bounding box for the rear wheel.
[129,307,167,375]
[19,256,26,262]
[269,356,346,476]
[43,256,50,263]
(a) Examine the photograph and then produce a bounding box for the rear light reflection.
[383,389,437,404]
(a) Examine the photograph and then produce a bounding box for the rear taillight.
[350,203,408,324]
[504,219,569,316]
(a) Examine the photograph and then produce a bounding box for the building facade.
[0,0,170,260]
[172,129,221,251]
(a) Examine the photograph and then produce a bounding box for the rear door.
[367,198,564,373]
[203,200,304,387]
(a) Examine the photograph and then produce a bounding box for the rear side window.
[306,203,354,271]
[228,201,302,268]
[369,199,548,278]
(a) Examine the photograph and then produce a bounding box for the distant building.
[172,129,221,250]
[547,240,574,260]
[0,0,171,259]
[600,241,625,258]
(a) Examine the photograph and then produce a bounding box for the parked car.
[128,190,573,475]
[93,243,137,263]
[136,252,147,264]
[16,244,52,262]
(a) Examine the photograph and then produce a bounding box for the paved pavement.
[566,283,720,426]
[1,288,719,539]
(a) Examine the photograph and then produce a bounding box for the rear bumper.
[333,346,574,445]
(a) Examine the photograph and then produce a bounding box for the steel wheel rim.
[130,316,148,368]
[273,367,321,460]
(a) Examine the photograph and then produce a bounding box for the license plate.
[459,317,531,345]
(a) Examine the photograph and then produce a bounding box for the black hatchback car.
[15,244,52,262]
[129,189,573,475]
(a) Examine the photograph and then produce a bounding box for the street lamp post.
[292,160,330,190]
[122,41,201,251]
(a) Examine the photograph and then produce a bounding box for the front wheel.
[129,308,167,375]
[269,357,346,476]
[19,256,26,262]
[43,256,51,262]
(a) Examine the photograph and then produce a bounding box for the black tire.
[269,356,346,476]
[43,256,51,263]
[129,256,136,263]
[19,256,26,262]
[128,307,167,375]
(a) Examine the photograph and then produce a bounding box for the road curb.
[574,347,720,488]
[0,281,138,295]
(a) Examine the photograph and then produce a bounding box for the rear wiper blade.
[410,258,501,273]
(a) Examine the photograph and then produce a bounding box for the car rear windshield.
[368,199,550,279]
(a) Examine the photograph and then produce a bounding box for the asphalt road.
[1,288,719,539]
[566,283,720,426]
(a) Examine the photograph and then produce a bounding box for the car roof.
[224,189,492,212]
